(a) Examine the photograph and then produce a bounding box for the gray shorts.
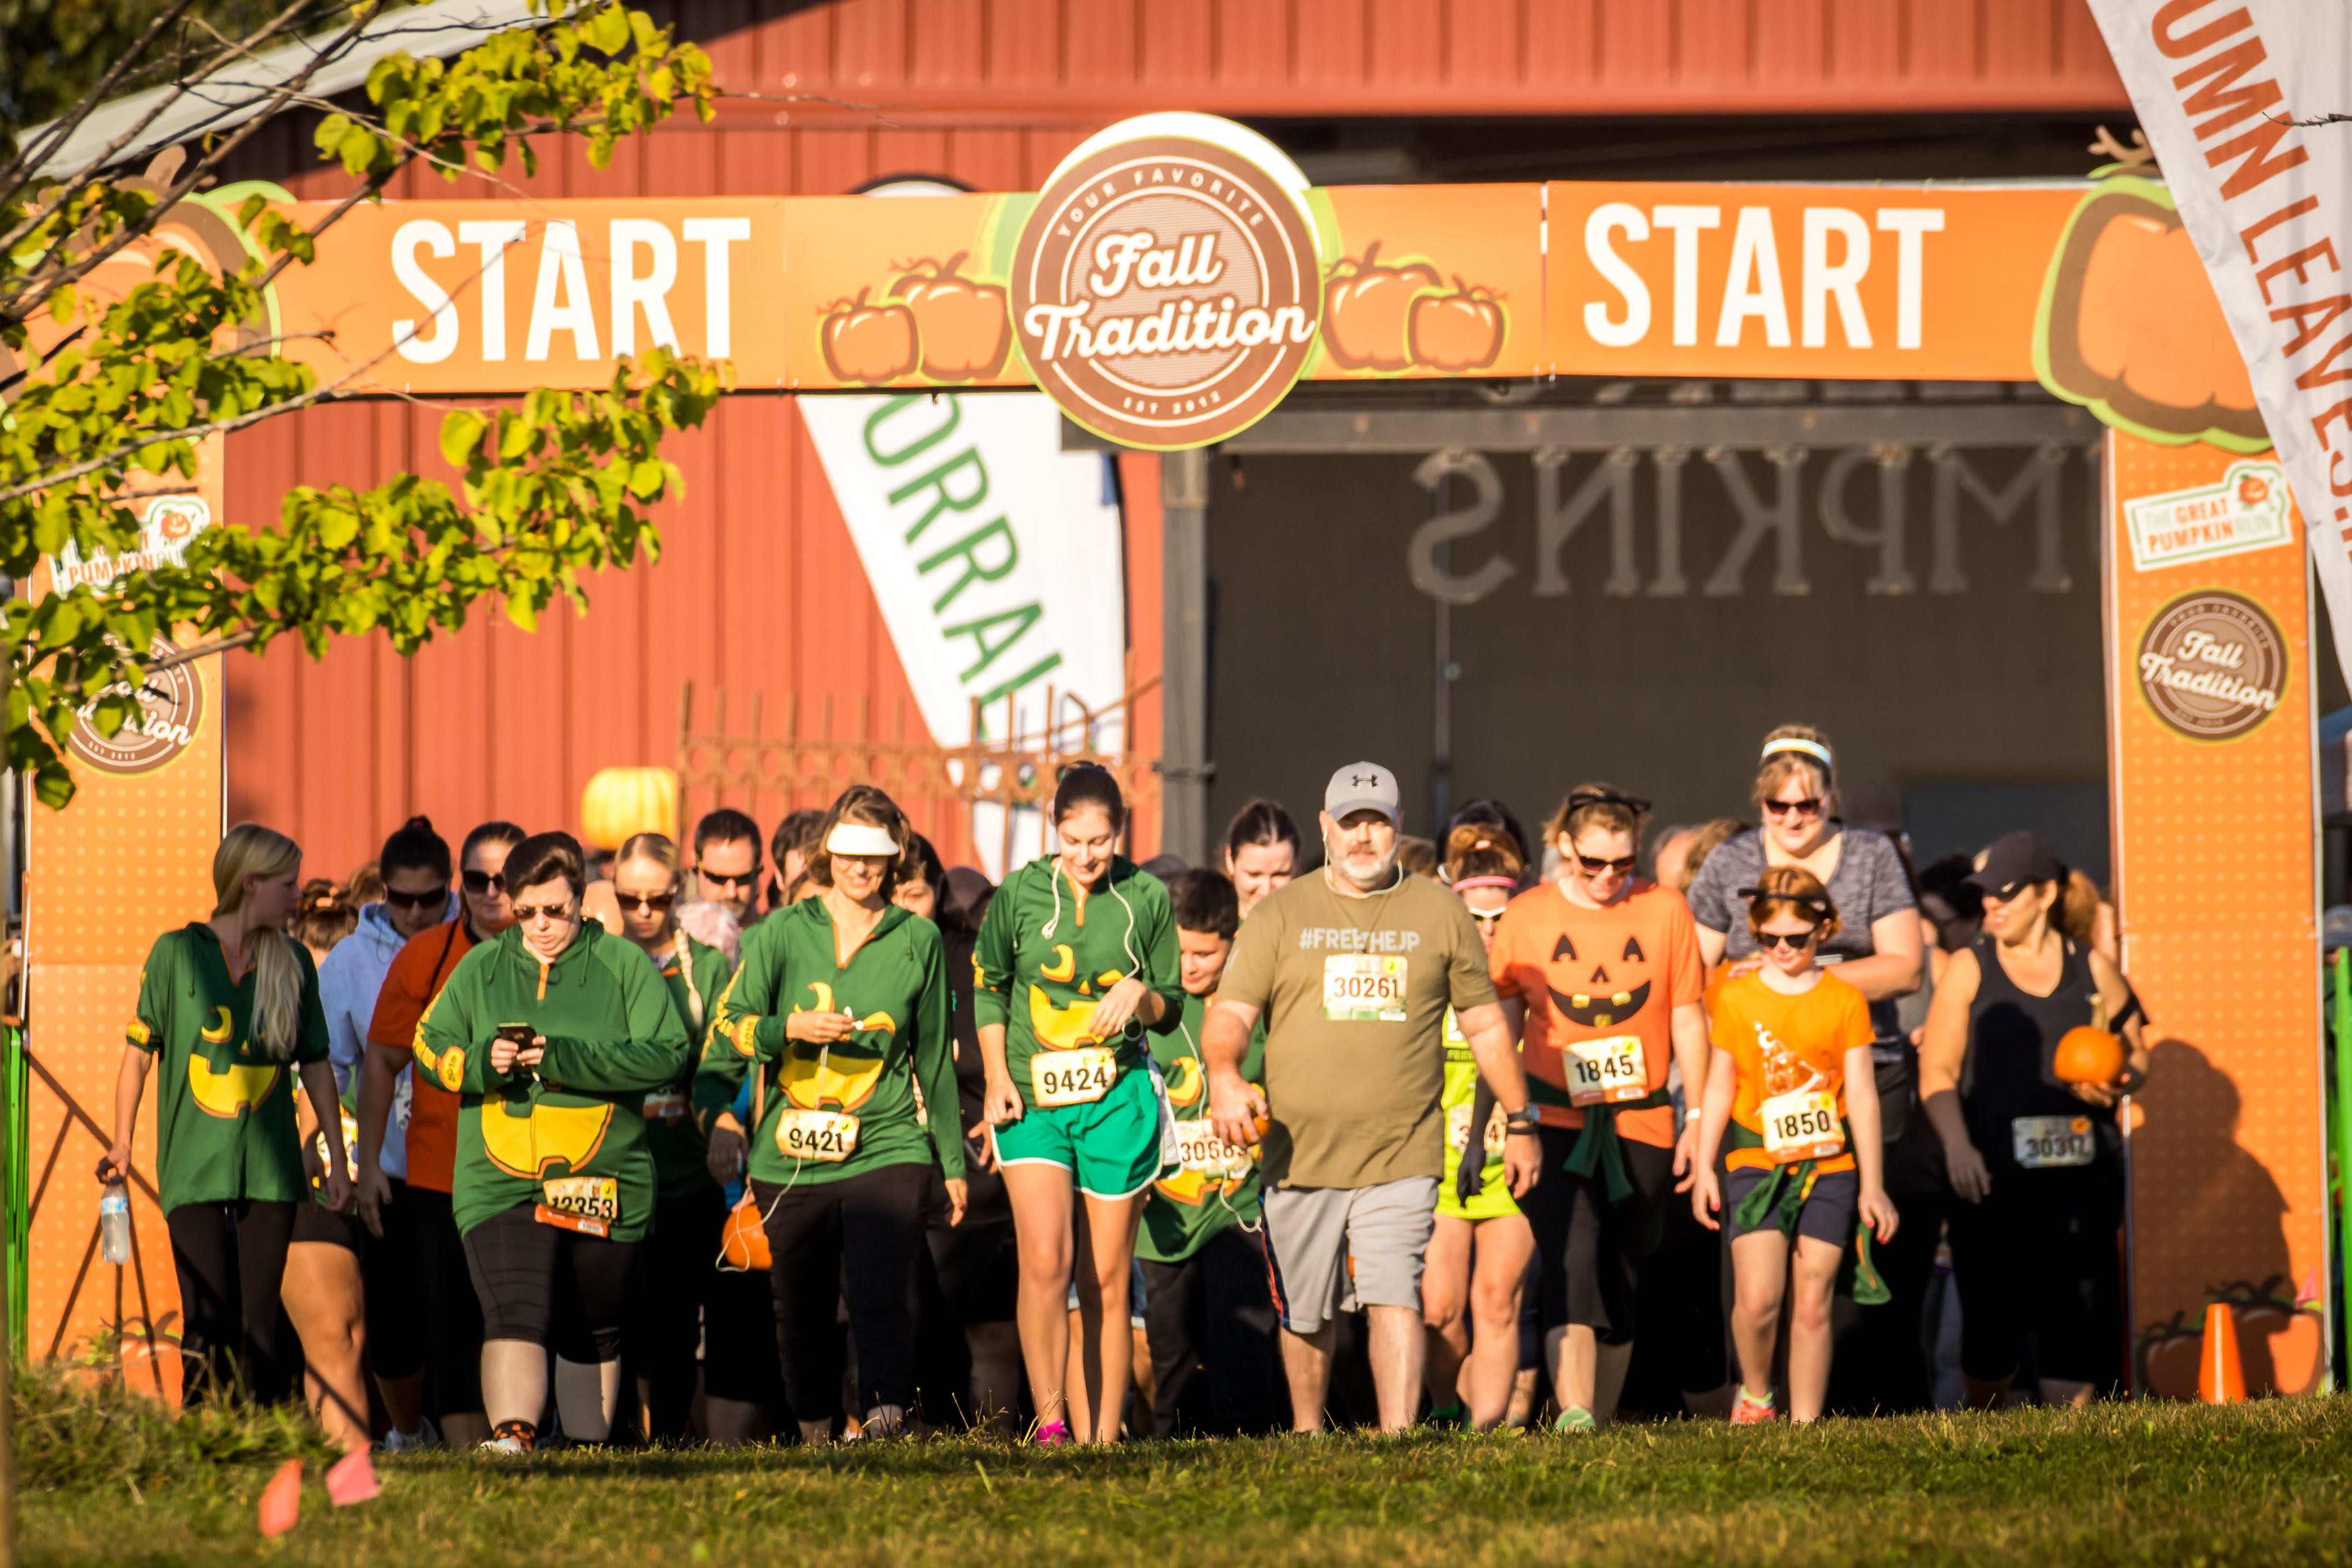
[1260,1177,1439,1335]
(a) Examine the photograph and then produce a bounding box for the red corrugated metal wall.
[216,0,2120,878]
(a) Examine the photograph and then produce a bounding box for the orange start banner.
[272,178,2095,404]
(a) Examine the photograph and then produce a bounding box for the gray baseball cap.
[1324,761,1401,826]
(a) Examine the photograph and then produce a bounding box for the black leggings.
[753,1163,930,1420]
[1946,1162,2124,1389]
[1518,1126,1674,1345]
[1139,1226,1283,1437]
[462,1202,637,1362]
[412,1186,484,1417]
[166,1199,297,1406]
[628,1186,723,1440]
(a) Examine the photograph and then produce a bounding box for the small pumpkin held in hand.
[2053,1025,2125,1087]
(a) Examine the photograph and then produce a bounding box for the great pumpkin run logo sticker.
[1010,114,1324,451]
[2135,589,2288,743]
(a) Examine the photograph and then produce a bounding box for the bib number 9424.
[1032,1047,1117,1107]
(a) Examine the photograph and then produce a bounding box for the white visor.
[825,822,900,858]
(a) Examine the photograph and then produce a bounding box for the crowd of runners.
[96,721,2149,1449]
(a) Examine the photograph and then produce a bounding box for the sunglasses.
[512,902,574,924]
[616,891,676,914]
[1763,797,1824,819]
[460,869,506,895]
[383,883,449,912]
[698,868,760,891]
[1756,927,1822,952]
[1468,908,1507,927]
[1575,853,1639,875]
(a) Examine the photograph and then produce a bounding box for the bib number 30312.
[1761,1089,1844,1164]
[1323,954,1407,1023]
[1565,1035,1646,1108]
[1031,1047,1117,1108]
[2011,1115,2095,1169]
[774,1107,859,1163]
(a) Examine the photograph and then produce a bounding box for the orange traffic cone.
[2198,1302,2246,1404]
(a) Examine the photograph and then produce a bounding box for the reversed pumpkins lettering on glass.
[818,252,1011,386]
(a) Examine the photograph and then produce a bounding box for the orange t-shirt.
[1709,970,1873,1173]
[366,918,476,1193]
[1488,880,1704,1149]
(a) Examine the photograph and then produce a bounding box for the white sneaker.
[853,1404,906,1441]
[380,1416,439,1454]
[479,1436,530,1455]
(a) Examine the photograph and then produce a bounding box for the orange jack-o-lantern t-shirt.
[1488,880,1704,1150]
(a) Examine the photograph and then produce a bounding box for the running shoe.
[1730,1389,1777,1426]
[379,1416,439,1455]
[854,1405,907,1442]
[1426,1401,1466,1431]
[481,1420,537,1454]
[1551,1406,1597,1435]
[1031,1419,1072,1449]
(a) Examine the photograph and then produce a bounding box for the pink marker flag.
[326,1447,380,1506]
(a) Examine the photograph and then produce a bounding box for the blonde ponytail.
[213,824,304,1060]
[2057,870,2103,949]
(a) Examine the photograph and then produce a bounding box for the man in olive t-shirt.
[1205,761,1539,1433]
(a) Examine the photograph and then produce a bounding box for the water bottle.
[99,1182,132,1265]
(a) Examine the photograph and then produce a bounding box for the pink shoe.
[1032,1420,1072,1448]
[1730,1389,1777,1426]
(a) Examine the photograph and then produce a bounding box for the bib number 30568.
[1032,1047,1117,1108]
[1323,955,1407,1023]
[1175,1117,1253,1178]
[1566,1035,1646,1107]
[1761,1089,1844,1164]
[774,1107,859,1163]
[2011,1115,2095,1169]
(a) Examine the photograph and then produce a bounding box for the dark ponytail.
[380,815,452,881]
[1051,763,1126,832]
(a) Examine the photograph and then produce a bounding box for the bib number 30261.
[1323,954,1407,1023]
[774,1107,860,1163]
[2011,1115,2095,1169]
[1565,1035,1646,1108]
[1761,1089,1844,1164]
[1032,1047,1117,1108]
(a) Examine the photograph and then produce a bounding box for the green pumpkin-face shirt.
[642,933,736,1200]
[128,924,330,1210]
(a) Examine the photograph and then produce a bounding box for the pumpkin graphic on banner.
[2032,170,2267,451]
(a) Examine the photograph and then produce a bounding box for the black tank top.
[1959,935,2116,1170]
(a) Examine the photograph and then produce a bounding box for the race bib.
[1174,1115,1254,1178]
[1446,1099,1507,1158]
[1565,1035,1647,1108]
[311,1109,361,1185]
[540,1175,619,1223]
[392,1072,413,1130]
[2012,1115,2096,1169]
[1760,1089,1844,1164]
[1031,1047,1118,1108]
[642,1089,690,1123]
[1323,954,1407,1023]
[774,1107,860,1163]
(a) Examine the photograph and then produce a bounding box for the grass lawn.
[15,1378,2352,1566]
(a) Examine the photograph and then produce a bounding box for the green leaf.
[627,458,664,499]
[440,410,487,467]
[46,287,75,325]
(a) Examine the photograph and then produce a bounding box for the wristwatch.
[1503,1104,1540,1136]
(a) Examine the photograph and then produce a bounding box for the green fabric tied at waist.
[1561,1087,1672,1207]
[1724,1121,1888,1306]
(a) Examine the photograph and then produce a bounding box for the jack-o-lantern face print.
[1545,932,1657,1031]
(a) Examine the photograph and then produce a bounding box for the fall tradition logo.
[2135,589,2287,743]
[1009,114,1324,450]
[68,633,205,776]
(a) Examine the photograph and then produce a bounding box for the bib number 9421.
[774,1107,859,1163]
[1032,1047,1117,1107]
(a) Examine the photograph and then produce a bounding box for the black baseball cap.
[1963,832,2065,899]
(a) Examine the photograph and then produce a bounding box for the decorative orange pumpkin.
[2222,1276,2325,1396]
[819,288,919,385]
[1322,242,1441,372]
[891,252,1009,382]
[2033,173,2266,451]
[580,765,678,852]
[1409,276,1505,372]
[2138,1310,2204,1398]
[2053,1025,2125,1086]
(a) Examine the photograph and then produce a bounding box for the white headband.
[824,822,900,858]
[1762,737,1834,771]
